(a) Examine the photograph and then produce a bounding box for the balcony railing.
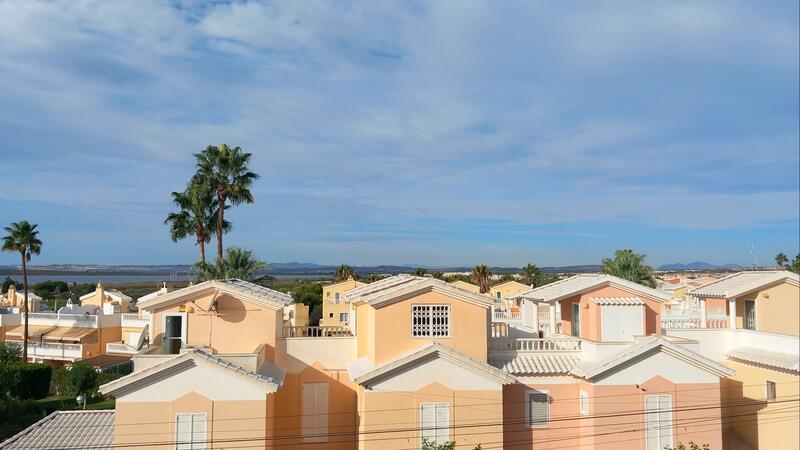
[492,306,522,323]
[662,317,728,329]
[488,337,582,352]
[282,326,352,338]
[106,342,139,355]
[24,312,98,328]
[7,341,83,360]
[121,313,151,327]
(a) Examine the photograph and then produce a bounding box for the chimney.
[96,282,105,305]
[7,284,16,306]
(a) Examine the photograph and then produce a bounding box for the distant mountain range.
[657,261,742,271]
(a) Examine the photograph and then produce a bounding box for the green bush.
[67,362,98,396]
[51,367,71,396]
[10,363,52,400]
[0,397,45,441]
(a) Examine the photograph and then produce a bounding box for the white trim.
[419,402,450,447]
[579,390,589,416]
[644,394,673,450]
[162,312,187,351]
[525,389,550,428]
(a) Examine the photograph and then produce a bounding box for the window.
[496,291,501,300]
[420,403,449,446]
[526,390,549,428]
[579,390,589,416]
[329,313,334,318]
[766,381,776,401]
[339,312,348,323]
[176,413,207,450]
[163,314,185,355]
[645,395,673,450]
[335,292,340,304]
[412,305,450,337]
[302,383,329,442]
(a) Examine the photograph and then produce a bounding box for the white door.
[601,305,644,341]
[621,305,644,340]
[601,306,623,341]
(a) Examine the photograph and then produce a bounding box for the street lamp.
[75,393,86,409]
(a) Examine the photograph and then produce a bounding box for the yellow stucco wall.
[322,280,365,327]
[449,280,481,293]
[489,281,529,300]
[734,281,800,336]
[721,360,800,450]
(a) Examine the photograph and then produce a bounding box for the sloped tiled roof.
[137,278,292,311]
[345,275,494,308]
[492,353,580,375]
[591,296,645,306]
[509,274,671,303]
[690,271,799,298]
[727,347,800,373]
[1,410,114,449]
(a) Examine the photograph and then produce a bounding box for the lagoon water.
[8,273,330,284]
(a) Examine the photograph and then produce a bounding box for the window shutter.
[645,396,659,450]
[528,392,549,426]
[303,383,328,442]
[176,414,192,450]
[645,395,673,450]
[420,404,436,444]
[315,383,329,436]
[434,403,450,444]
[657,396,673,449]
[302,384,316,437]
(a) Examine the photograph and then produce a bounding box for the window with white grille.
[645,395,673,450]
[579,390,589,416]
[175,413,207,450]
[335,292,340,304]
[339,312,348,323]
[420,403,449,446]
[526,390,549,428]
[412,305,450,337]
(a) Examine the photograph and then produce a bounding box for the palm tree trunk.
[198,238,206,264]
[21,251,28,361]
[216,189,225,260]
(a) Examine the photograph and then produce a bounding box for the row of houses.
[1,270,798,450]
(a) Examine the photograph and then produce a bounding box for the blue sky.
[0,0,797,267]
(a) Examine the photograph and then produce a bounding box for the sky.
[0,0,798,268]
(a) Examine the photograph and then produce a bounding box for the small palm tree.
[195,144,260,259]
[164,178,229,264]
[2,221,43,360]
[193,247,266,282]
[520,263,541,287]
[471,265,492,293]
[335,264,357,282]
[792,253,800,274]
[412,268,427,277]
[775,253,789,269]
[601,249,655,288]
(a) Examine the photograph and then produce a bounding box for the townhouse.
[320,277,365,329]
[661,271,800,450]
[63,273,743,450]
[1,284,43,312]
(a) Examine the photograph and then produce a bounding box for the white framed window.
[496,291,501,299]
[765,381,776,401]
[579,390,589,416]
[412,305,450,338]
[176,413,207,450]
[645,395,673,450]
[339,312,348,323]
[335,292,340,304]
[420,402,449,447]
[302,383,329,442]
[526,390,549,428]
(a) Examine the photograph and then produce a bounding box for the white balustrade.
[492,306,523,323]
[488,337,582,352]
[121,313,151,327]
[283,326,352,338]
[8,341,83,359]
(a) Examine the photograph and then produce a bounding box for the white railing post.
[728,298,736,330]
[699,298,707,329]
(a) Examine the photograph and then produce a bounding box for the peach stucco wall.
[735,281,800,336]
[365,290,489,365]
[115,391,269,450]
[503,377,724,450]
[322,280,365,327]
[559,285,661,341]
[720,360,800,450]
[150,291,280,361]
[359,382,504,450]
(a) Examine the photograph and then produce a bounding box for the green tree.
[165,178,228,264]
[431,272,444,280]
[775,252,789,269]
[520,263,541,287]
[292,282,323,309]
[792,253,800,274]
[412,268,427,277]
[67,362,98,397]
[366,274,383,283]
[0,343,20,365]
[334,264,357,282]
[2,221,43,361]
[471,265,492,294]
[601,249,655,288]
[195,144,259,259]
[1,277,20,294]
[193,247,266,282]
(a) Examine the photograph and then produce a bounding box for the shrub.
[67,362,98,396]
[0,397,45,441]
[51,367,71,396]
[10,363,52,400]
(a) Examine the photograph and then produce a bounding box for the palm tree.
[471,265,492,294]
[520,263,541,287]
[601,249,655,288]
[195,144,260,259]
[775,253,789,269]
[193,247,266,282]
[335,264,357,282]
[792,253,800,274]
[2,221,43,360]
[164,178,229,264]
[412,268,427,277]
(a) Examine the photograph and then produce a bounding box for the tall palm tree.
[520,263,541,287]
[2,221,43,360]
[164,178,229,264]
[195,144,260,259]
[601,249,655,288]
[335,264,357,282]
[471,265,492,294]
[775,253,789,269]
[193,247,266,282]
